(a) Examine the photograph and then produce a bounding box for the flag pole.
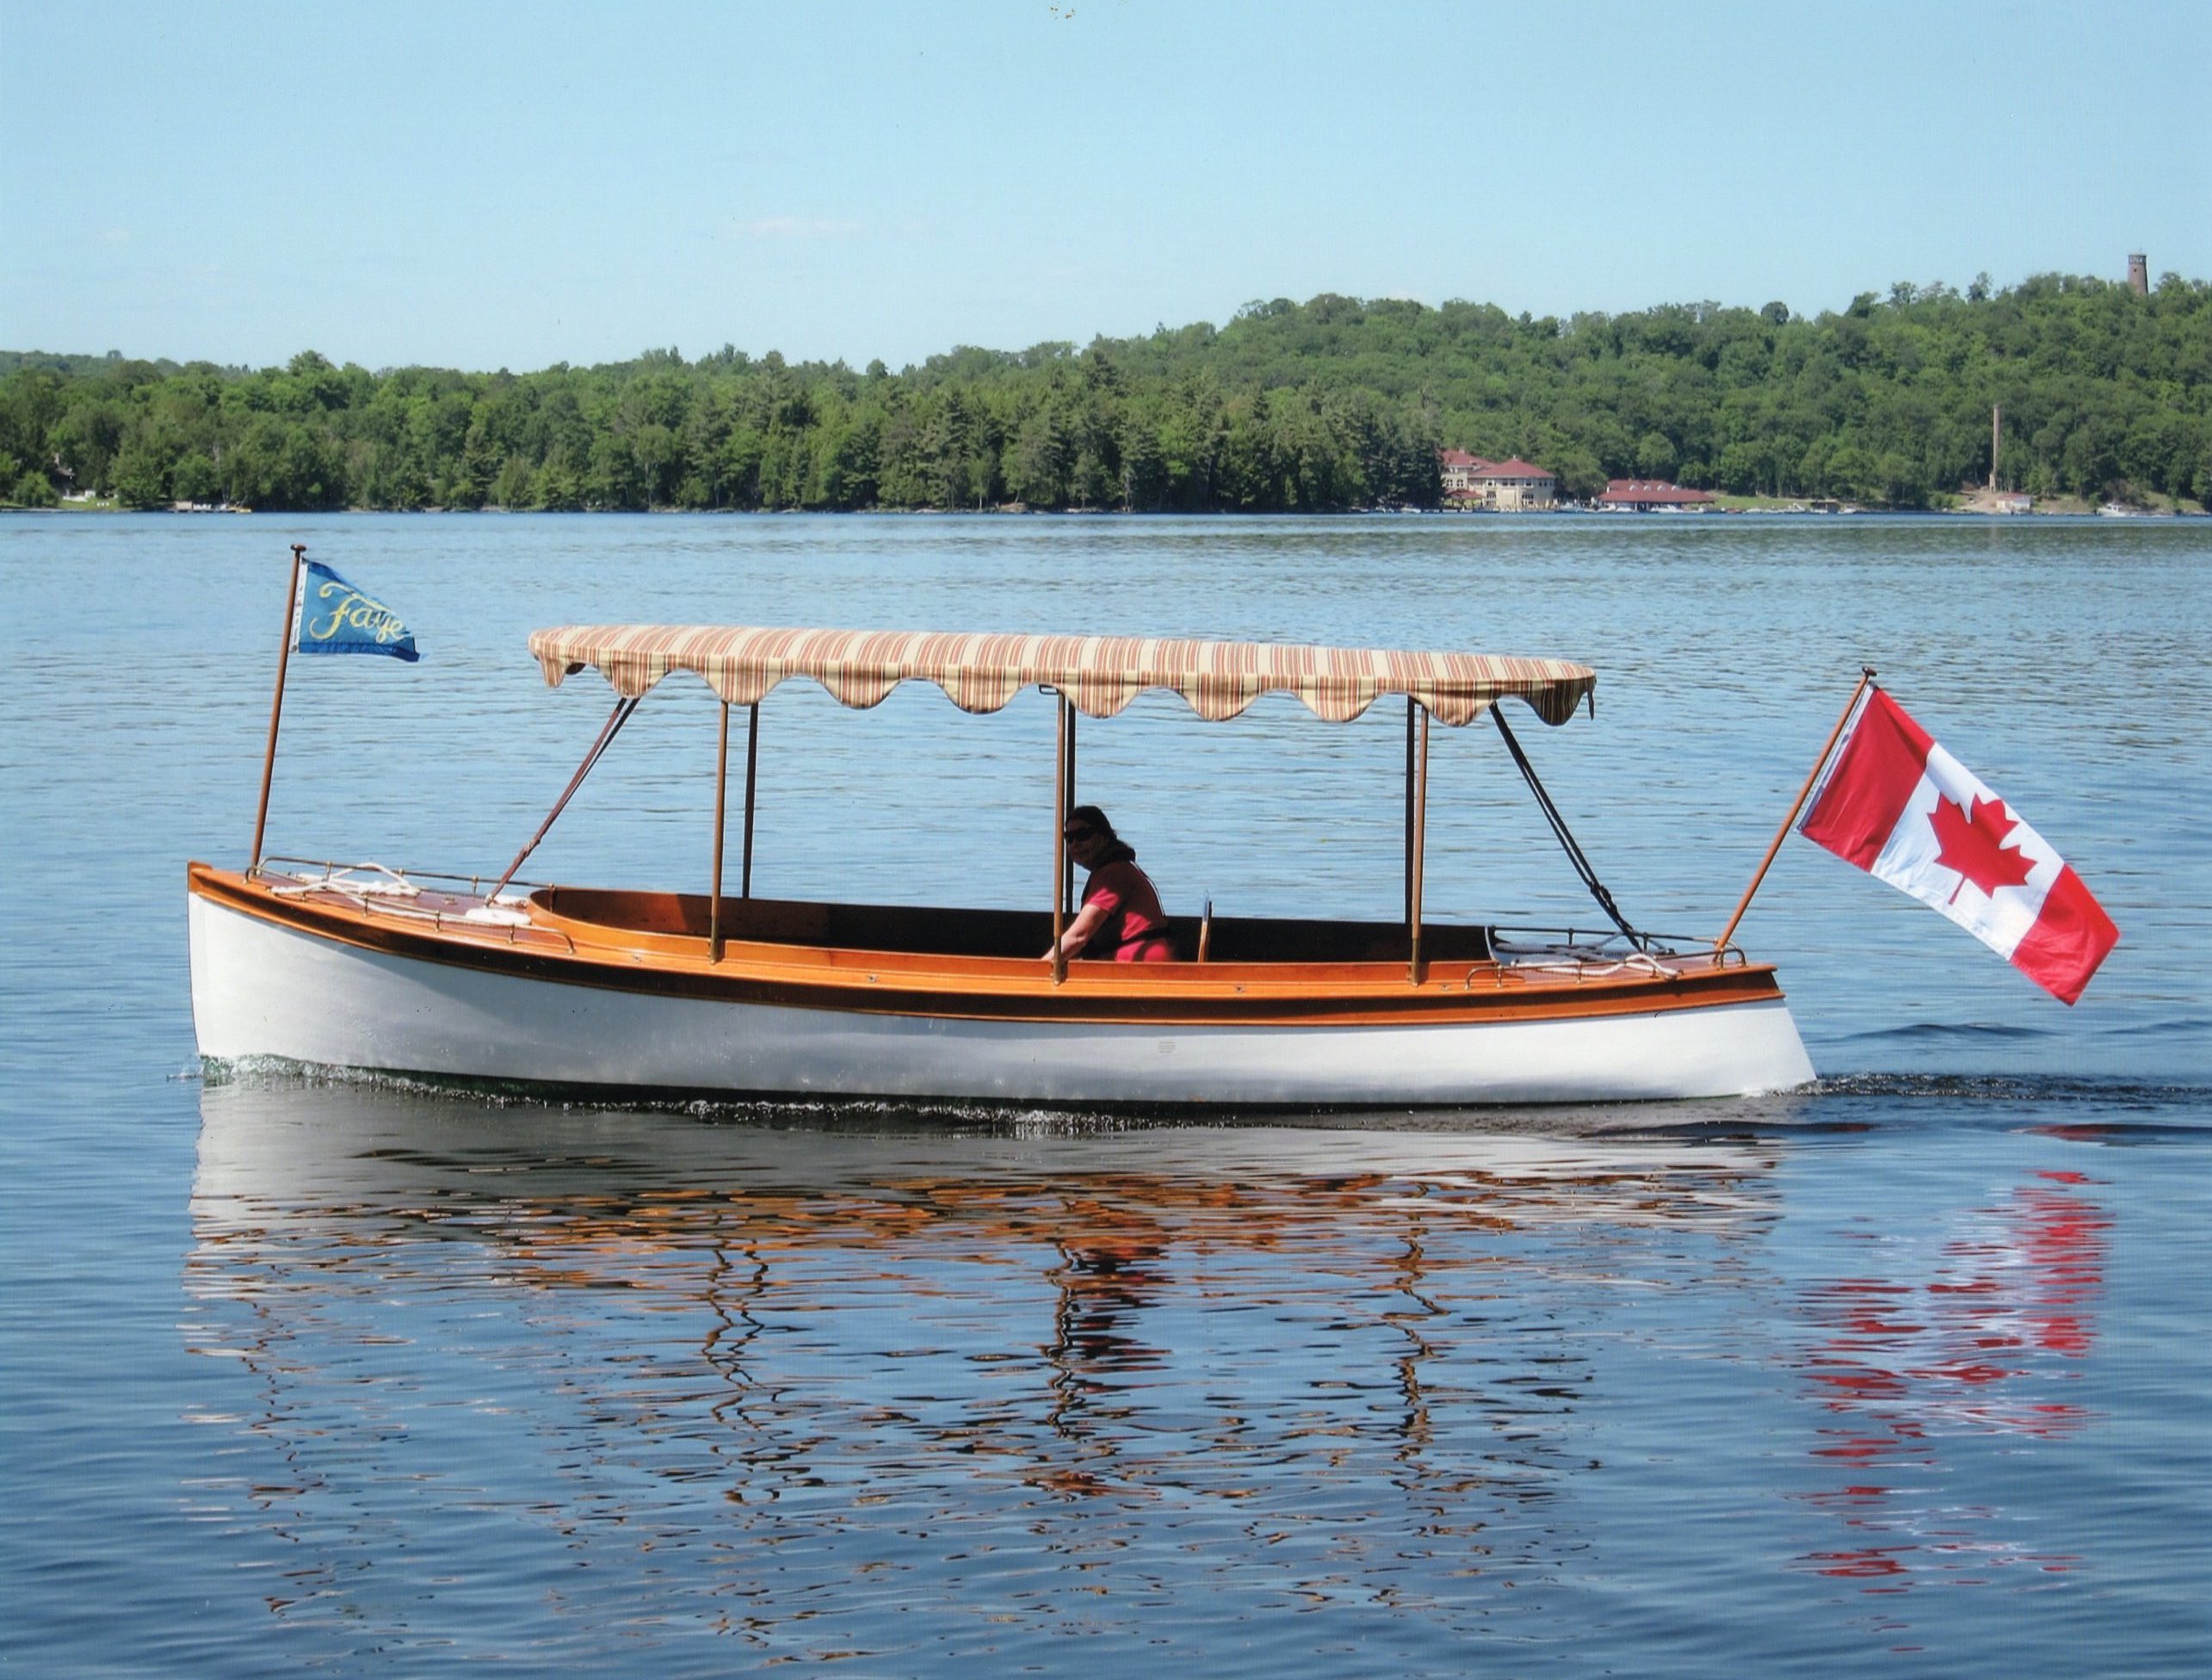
[249,544,306,872]
[1713,666,1876,957]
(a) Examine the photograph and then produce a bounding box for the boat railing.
[238,862,1749,980]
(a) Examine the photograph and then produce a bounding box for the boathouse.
[1597,479,1715,511]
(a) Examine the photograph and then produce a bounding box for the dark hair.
[1067,803,1135,863]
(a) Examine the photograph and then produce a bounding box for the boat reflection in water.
[182,1078,2121,1656]
[182,1078,1789,1645]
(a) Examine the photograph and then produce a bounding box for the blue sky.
[3,0,2205,371]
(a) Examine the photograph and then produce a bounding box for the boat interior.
[533,886,1499,966]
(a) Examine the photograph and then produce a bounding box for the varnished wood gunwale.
[188,862,1789,1028]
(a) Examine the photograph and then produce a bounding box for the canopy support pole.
[1051,692,1071,985]
[491,695,639,899]
[1063,702,1078,917]
[249,544,306,872]
[740,701,759,899]
[709,701,729,962]
[1409,705,1430,985]
[1715,666,1876,957]
[1403,698,1416,929]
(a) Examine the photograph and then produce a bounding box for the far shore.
[11,497,2206,519]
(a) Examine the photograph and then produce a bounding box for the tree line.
[3,270,2206,514]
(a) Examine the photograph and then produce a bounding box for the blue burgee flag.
[295,561,419,661]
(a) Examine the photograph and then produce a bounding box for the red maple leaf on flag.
[1929,793,2036,902]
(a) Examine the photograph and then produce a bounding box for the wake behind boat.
[187,558,1817,1107]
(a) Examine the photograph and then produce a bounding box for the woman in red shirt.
[1046,805,1175,963]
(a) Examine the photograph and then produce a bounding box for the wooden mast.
[249,544,306,871]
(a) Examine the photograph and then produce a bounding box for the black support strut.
[490,695,640,899]
[1489,706,1645,948]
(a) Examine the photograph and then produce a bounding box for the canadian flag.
[1799,689,2117,1004]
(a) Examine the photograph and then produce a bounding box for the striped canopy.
[529,625,1596,726]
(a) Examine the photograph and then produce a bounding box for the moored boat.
[188,615,1817,1107]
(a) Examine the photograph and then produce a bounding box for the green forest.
[3,271,2207,514]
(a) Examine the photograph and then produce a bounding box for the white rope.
[1492,945,1678,981]
[270,862,422,900]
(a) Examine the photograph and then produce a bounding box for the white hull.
[189,892,1815,1106]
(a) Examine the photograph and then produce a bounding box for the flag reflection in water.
[1791,1168,2110,1592]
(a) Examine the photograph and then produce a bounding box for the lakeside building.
[1439,450,1560,510]
[1597,479,1716,512]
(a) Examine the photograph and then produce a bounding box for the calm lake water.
[3,512,2208,1676]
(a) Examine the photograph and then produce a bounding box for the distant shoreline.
[15,499,2205,520]
[6,275,2206,519]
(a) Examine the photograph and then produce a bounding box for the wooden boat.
[188,621,1816,1106]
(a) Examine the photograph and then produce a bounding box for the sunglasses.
[1064,825,1096,843]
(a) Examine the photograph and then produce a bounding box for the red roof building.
[1477,458,1552,482]
[1439,449,1491,495]
[1440,450,1557,509]
[1597,479,1715,510]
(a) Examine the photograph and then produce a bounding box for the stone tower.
[2129,253,2149,297]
